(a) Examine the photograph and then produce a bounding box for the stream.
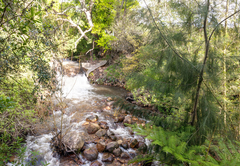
[8,61,152,166]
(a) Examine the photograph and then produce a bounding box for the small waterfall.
[58,74,93,100]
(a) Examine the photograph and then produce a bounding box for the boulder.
[62,131,85,151]
[96,142,106,152]
[121,141,129,149]
[95,129,107,138]
[83,148,98,161]
[113,148,122,157]
[102,153,113,163]
[106,141,119,152]
[130,139,139,148]
[138,142,147,153]
[90,161,102,166]
[87,123,100,134]
[121,152,130,159]
[86,115,99,122]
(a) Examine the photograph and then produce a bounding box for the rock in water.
[83,148,98,161]
[99,121,109,129]
[121,141,129,149]
[97,141,106,152]
[109,135,117,141]
[113,148,122,157]
[87,123,101,134]
[106,141,119,152]
[121,152,130,159]
[102,153,114,163]
[130,139,139,148]
[86,115,99,122]
[62,131,85,151]
[95,129,107,138]
[138,142,147,153]
[107,130,114,137]
[90,161,102,166]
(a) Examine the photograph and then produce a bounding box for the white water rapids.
[8,61,152,166]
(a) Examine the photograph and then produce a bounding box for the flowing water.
[8,61,151,166]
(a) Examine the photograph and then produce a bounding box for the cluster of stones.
[60,98,147,166]
[81,113,147,166]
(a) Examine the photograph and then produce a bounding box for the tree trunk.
[191,0,210,126]
[223,0,229,125]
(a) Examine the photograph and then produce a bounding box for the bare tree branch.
[56,18,89,41]
[53,0,94,49]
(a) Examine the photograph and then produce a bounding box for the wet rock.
[130,139,139,148]
[90,161,102,166]
[83,148,98,161]
[121,152,130,159]
[97,141,106,152]
[60,161,79,166]
[25,153,45,166]
[82,143,97,151]
[106,141,119,152]
[123,116,132,125]
[87,123,100,134]
[95,129,107,138]
[121,141,129,149]
[99,121,109,129]
[86,115,99,122]
[82,122,90,126]
[109,135,117,141]
[129,152,136,158]
[138,142,147,153]
[107,130,114,137]
[117,139,123,145]
[62,131,85,151]
[113,148,122,157]
[102,153,114,163]
[107,159,122,166]
[117,158,128,164]
[114,115,125,123]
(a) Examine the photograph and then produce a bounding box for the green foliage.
[92,0,116,50]
[130,124,240,165]
[0,78,36,139]
[0,1,58,164]
[0,94,15,113]
[0,132,24,165]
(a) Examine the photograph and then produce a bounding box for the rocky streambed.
[55,97,149,166]
[8,60,153,166]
